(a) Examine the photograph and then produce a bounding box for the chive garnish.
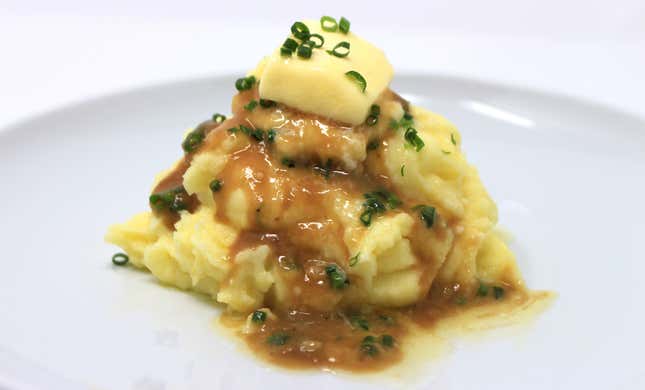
[308,33,324,48]
[237,124,264,141]
[493,286,505,300]
[112,253,129,266]
[477,283,489,297]
[212,113,226,123]
[267,129,277,143]
[325,264,349,289]
[400,164,406,176]
[327,41,350,57]
[290,21,310,41]
[349,252,360,267]
[267,332,290,346]
[297,43,313,59]
[244,100,258,111]
[412,205,436,228]
[381,335,394,348]
[451,133,457,145]
[149,186,189,212]
[345,70,366,92]
[351,316,370,331]
[339,17,350,34]
[360,337,379,356]
[404,127,425,151]
[366,104,380,126]
[259,99,276,108]
[360,190,400,226]
[280,47,293,57]
[181,127,206,153]
[209,179,222,192]
[251,310,267,323]
[235,75,256,91]
[367,139,379,151]
[320,16,338,32]
[282,38,298,52]
[281,157,296,168]
[442,150,451,155]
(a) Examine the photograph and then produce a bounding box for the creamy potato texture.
[106,17,534,371]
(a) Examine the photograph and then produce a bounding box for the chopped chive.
[244,100,258,111]
[320,16,338,32]
[251,310,267,323]
[493,286,505,300]
[370,104,381,116]
[477,283,489,297]
[325,264,349,290]
[212,113,226,123]
[282,38,298,52]
[209,179,222,192]
[366,104,380,126]
[149,186,189,212]
[308,33,324,48]
[297,43,313,59]
[327,41,350,58]
[280,47,293,57]
[228,127,238,133]
[181,127,205,153]
[349,252,360,267]
[360,337,379,356]
[339,17,350,34]
[267,129,277,143]
[235,75,256,91]
[111,253,129,266]
[259,99,276,108]
[442,150,451,155]
[290,21,310,41]
[367,139,379,151]
[267,332,290,346]
[351,316,370,331]
[419,205,436,228]
[360,210,373,226]
[404,127,425,151]
[400,164,406,176]
[381,335,394,348]
[451,133,457,145]
[281,157,295,168]
[345,70,367,93]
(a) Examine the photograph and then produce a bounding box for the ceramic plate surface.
[1,75,644,389]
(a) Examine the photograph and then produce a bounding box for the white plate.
[1,75,644,390]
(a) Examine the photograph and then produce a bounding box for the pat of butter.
[252,20,393,125]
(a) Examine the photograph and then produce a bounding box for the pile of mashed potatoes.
[106,17,528,370]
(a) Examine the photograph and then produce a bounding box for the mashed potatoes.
[106,16,532,371]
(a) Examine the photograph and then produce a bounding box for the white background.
[1,0,644,127]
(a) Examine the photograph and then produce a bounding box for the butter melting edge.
[251,20,394,126]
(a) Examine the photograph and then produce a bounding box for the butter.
[252,20,393,125]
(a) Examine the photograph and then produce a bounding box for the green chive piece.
[349,252,360,267]
[320,16,338,32]
[235,75,256,91]
[345,70,366,92]
[493,286,505,300]
[404,127,425,151]
[451,133,457,145]
[360,210,373,226]
[282,37,298,51]
[366,104,380,126]
[400,164,406,176]
[477,283,489,297]
[360,337,379,356]
[290,21,310,41]
[112,253,129,266]
[351,316,370,331]
[267,332,290,346]
[259,99,276,108]
[281,157,296,168]
[339,17,350,34]
[297,44,313,59]
[325,264,349,289]
[381,335,394,348]
[212,113,226,123]
[244,100,258,111]
[267,129,277,143]
[181,127,205,153]
[367,139,379,151]
[228,127,238,134]
[327,41,350,58]
[360,190,400,226]
[442,150,451,155]
[209,179,222,192]
[308,33,324,48]
[370,104,381,116]
[149,186,189,212]
[251,310,267,323]
[280,47,293,57]
[412,205,436,228]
